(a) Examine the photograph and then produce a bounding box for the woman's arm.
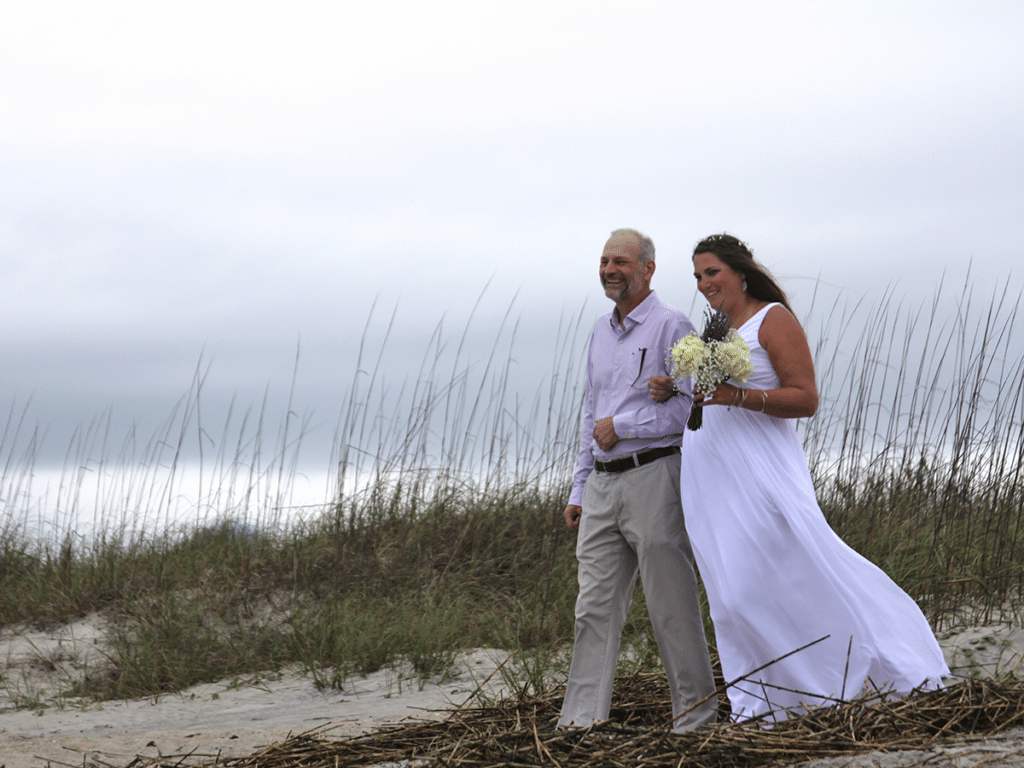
[663,306,818,418]
[756,304,818,418]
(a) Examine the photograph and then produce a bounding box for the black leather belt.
[593,445,680,473]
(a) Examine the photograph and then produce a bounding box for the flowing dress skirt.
[679,304,949,720]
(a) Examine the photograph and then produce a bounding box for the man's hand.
[593,416,618,451]
[563,504,582,532]
[647,374,676,403]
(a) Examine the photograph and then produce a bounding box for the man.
[558,228,717,732]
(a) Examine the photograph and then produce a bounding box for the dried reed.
[113,676,1024,768]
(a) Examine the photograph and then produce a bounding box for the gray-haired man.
[559,228,716,732]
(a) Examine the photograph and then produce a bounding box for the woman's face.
[693,251,745,310]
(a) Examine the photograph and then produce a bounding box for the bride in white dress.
[650,234,948,721]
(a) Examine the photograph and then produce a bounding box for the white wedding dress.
[679,303,949,720]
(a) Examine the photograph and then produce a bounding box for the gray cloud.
[1,1,1021,497]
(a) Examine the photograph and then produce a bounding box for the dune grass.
[802,276,1024,627]
[1,279,1023,707]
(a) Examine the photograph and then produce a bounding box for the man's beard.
[603,268,643,302]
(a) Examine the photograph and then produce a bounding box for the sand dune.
[1,615,1020,768]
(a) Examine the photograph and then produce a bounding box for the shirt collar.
[608,290,659,332]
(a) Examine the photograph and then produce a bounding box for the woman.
[650,234,948,721]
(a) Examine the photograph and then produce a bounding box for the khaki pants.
[558,453,716,732]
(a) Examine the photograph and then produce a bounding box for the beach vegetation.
[1,279,1022,707]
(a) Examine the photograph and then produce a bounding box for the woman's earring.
[742,277,748,292]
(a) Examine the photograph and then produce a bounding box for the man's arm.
[565,330,598,530]
[609,312,695,439]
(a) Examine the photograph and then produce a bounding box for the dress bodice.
[736,303,781,391]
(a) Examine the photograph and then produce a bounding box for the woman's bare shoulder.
[759,304,805,342]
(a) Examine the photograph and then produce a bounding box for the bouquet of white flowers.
[669,308,754,430]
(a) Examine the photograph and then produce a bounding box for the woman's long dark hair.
[693,234,793,314]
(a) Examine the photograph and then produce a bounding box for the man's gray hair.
[610,228,656,264]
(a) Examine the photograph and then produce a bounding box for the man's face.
[600,233,651,303]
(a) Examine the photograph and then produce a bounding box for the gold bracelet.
[739,389,748,409]
[759,390,767,412]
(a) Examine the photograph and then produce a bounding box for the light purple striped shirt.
[569,291,696,506]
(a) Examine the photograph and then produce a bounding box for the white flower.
[669,329,753,393]
[668,332,705,378]
[716,331,754,383]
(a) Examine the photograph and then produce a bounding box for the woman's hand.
[647,374,676,402]
[696,382,743,407]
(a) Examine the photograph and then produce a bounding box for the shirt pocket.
[629,346,655,390]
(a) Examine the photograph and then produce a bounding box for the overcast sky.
[2,1,1023,515]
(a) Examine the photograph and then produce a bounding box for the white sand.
[1,615,1021,768]
[0,615,512,767]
